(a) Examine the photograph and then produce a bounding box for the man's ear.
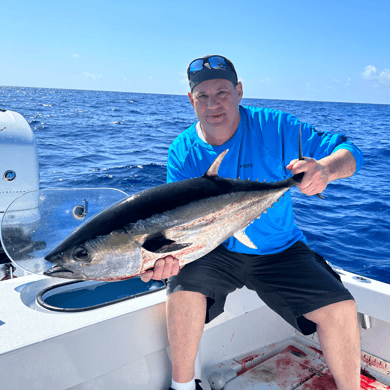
[236,82,243,103]
[188,91,195,108]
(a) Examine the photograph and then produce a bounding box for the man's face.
[188,79,243,140]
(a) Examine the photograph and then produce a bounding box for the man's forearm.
[320,149,357,183]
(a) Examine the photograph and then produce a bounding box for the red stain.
[360,373,390,389]
[236,353,264,375]
[284,345,307,357]
[275,346,315,389]
[230,344,390,390]
[361,374,377,390]
[232,345,390,389]
[309,346,324,356]
[236,345,309,377]
[300,369,337,389]
[300,362,308,370]
[299,371,390,390]
[361,368,377,381]
[236,354,261,365]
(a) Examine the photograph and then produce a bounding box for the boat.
[1,110,389,389]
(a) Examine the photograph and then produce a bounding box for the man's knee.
[167,290,208,319]
[168,290,207,304]
[303,299,357,326]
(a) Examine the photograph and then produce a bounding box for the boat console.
[0,110,39,280]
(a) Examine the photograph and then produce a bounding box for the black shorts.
[166,241,354,335]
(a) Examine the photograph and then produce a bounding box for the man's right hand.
[140,256,180,283]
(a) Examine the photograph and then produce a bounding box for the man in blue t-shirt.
[141,55,364,390]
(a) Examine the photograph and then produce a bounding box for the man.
[141,55,364,390]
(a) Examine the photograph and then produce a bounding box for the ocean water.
[1,86,389,283]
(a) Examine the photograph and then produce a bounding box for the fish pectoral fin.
[141,241,191,255]
[141,233,192,254]
[142,234,175,252]
[233,230,257,249]
[155,242,191,254]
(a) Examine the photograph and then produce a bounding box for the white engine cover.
[0,110,39,213]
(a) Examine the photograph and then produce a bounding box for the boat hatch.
[206,338,390,390]
[36,277,165,312]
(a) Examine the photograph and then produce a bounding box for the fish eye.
[72,246,90,262]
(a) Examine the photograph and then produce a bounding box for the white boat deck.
[0,275,167,357]
[0,267,390,389]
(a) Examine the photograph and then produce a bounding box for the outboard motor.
[0,109,39,280]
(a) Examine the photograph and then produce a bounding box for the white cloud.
[362,65,377,80]
[72,54,79,57]
[83,72,102,80]
[362,65,390,87]
[379,69,390,85]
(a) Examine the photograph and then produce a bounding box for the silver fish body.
[44,150,303,281]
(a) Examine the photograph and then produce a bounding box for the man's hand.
[287,157,329,196]
[140,256,180,283]
[287,149,357,196]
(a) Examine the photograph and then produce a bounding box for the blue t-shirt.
[167,105,364,255]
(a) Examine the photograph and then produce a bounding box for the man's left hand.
[286,157,329,196]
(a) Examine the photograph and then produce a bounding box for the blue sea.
[1,86,389,283]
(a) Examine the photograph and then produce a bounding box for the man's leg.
[167,290,207,383]
[303,300,361,390]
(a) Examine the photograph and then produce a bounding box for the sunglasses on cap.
[187,55,236,75]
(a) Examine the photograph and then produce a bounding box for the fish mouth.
[43,265,74,277]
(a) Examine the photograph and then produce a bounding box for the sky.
[1,0,389,104]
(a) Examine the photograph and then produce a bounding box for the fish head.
[44,230,144,281]
[44,244,94,280]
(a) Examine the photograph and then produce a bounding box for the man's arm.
[286,149,357,196]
